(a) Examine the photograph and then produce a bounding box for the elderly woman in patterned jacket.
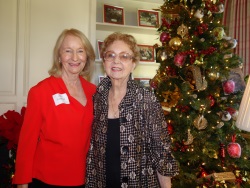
[86,32,179,188]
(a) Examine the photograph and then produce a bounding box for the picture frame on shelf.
[138,44,155,62]
[97,40,103,60]
[103,4,124,25]
[134,77,151,88]
[138,9,159,28]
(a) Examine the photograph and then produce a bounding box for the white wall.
[0,0,161,115]
[0,0,95,114]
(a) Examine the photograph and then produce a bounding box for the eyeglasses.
[103,51,134,63]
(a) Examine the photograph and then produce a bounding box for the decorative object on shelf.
[137,44,155,62]
[103,4,124,25]
[97,40,103,60]
[134,78,151,89]
[137,9,159,28]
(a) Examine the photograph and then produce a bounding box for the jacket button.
[122,176,129,183]
[121,146,129,154]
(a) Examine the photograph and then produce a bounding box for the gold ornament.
[208,69,220,81]
[177,24,188,38]
[193,115,208,130]
[183,129,194,145]
[161,85,181,108]
[169,37,182,50]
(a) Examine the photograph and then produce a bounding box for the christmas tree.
[151,0,250,187]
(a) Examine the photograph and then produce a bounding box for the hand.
[157,171,171,188]
[17,184,28,188]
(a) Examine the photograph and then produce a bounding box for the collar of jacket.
[96,75,141,107]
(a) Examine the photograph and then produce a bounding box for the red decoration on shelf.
[227,134,241,158]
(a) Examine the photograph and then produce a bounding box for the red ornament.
[161,18,170,29]
[226,107,236,115]
[150,80,158,89]
[219,143,226,166]
[166,66,176,76]
[207,95,215,107]
[160,32,171,43]
[167,122,174,135]
[222,80,235,95]
[198,166,209,178]
[174,53,186,67]
[227,134,241,158]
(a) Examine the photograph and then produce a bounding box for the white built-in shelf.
[96,22,159,35]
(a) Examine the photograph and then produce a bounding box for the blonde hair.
[48,28,95,79]
[101,32,140,66]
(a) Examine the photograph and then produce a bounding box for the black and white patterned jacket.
[86,76,179,188]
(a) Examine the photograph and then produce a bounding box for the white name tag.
[52,93,70,106]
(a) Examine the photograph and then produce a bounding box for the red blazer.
[13,76,96,186]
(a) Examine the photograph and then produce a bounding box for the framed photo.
[103,4,124,25]
[134,78,151,88]
[138,9,159,27]
[97,40,103,59]
[138,44,155,62]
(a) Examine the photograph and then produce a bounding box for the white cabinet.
[94,0,164,84]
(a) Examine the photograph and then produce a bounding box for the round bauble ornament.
[150,80,158,89]
[227,135,241,158]
[174,53,186,67]
[169,37,182,50]
[156,47,168,62]
[194,8,204,19]
[222,80,235,95]
[160,32,171,43]
[193,115,208,130]
[208,70,220,81]
[212,27,225,40]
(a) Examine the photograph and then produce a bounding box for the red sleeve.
[13,86,43,184]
